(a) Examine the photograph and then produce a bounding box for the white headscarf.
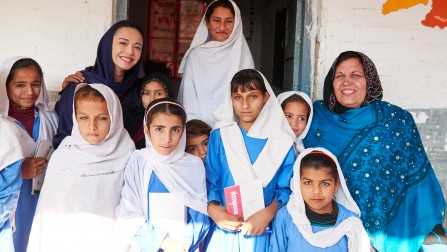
[286,147,370,251]
[0,56,58,157]
[113,100,207,250]
[212,69,295,187]
[277,91,313,153]
[27,84,135,252]
[144,100,208,215]
[177,0,254,126]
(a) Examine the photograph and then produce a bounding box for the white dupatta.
[0,56,58,157]
[27,84,135,252]
[177,0,254,126]
[286,147,370,251]
[277,91,313,153]
[212,69,295,187]
[0,117,23,171]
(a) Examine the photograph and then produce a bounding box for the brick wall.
[0,0,114,92]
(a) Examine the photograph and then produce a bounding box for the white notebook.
[32,139,54,195]
[149,192,187,240]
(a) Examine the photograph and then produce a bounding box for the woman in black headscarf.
[53,20,144,148]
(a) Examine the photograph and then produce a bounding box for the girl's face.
[141,81,168,109]
[206,6,235,42]
[76,100,111,145]
[147,113,183,155]
[231,87,269,131]
[112,27,143,76]
[6,67,42,109]
[300,167,338,214]
[186,134,209,162]
[283,101,308,137]
[333,57,367,109]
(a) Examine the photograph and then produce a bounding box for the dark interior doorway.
[272,8,287,91]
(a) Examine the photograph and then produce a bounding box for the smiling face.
[283,101,309,138]
[141,81,168,109]
[112,27,143,79]
[300,167,338,214]
[147,113,183,155]
[76,100,111,145]
[6,67,42,109]
[231,87,269,131]
[333,57,367,109]
[186,134,209,162]
[206,6,235,42]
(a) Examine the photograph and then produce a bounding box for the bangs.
[231,81,259,94]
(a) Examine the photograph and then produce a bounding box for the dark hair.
[186,119,212,137]
[145,97,187,127]
[333,51,363,73]
[230,69,267,94]
[6,58,43,86]
[281,94,311,120]
[139,72,174,99]
[300,151,339,185]
[113,20,144,38]
[205,0,235,22]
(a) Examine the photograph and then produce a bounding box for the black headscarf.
[323,51,383,114]
[139,72,175,100]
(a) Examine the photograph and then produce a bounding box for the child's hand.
[21,157,47,179]
[160,237,187,252]
[62,71,84,90]
[207,203,243,232]
[240,200,278,236]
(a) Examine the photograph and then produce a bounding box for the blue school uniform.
[204,127,295,252]
[270,203,358,252]
[0,160,22,252]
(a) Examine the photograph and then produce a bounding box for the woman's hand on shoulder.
[21,157,47,179]
[207,202,242,232]
[61,71,85,90]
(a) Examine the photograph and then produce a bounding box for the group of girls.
[0,1,368,251]
[2,0,444,252]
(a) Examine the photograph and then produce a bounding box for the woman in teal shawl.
[304,51,446,251]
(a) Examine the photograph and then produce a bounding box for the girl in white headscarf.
[27,84,135,252]
[205,69,296,251]
[177,0,254,126]
[114,98,209,252]
[0,57,58,252]
[277,91,313,154]
[270,147,370,251]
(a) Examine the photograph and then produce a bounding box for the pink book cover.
[224,184,244,219]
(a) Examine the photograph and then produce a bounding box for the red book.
[224,180,264,221]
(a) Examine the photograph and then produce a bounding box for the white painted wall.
[313,0,447,109]
[0,0,115,92]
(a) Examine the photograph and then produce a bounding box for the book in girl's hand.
[149,192,187,240]
[32,139,54,195]
[224,179,264,221]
